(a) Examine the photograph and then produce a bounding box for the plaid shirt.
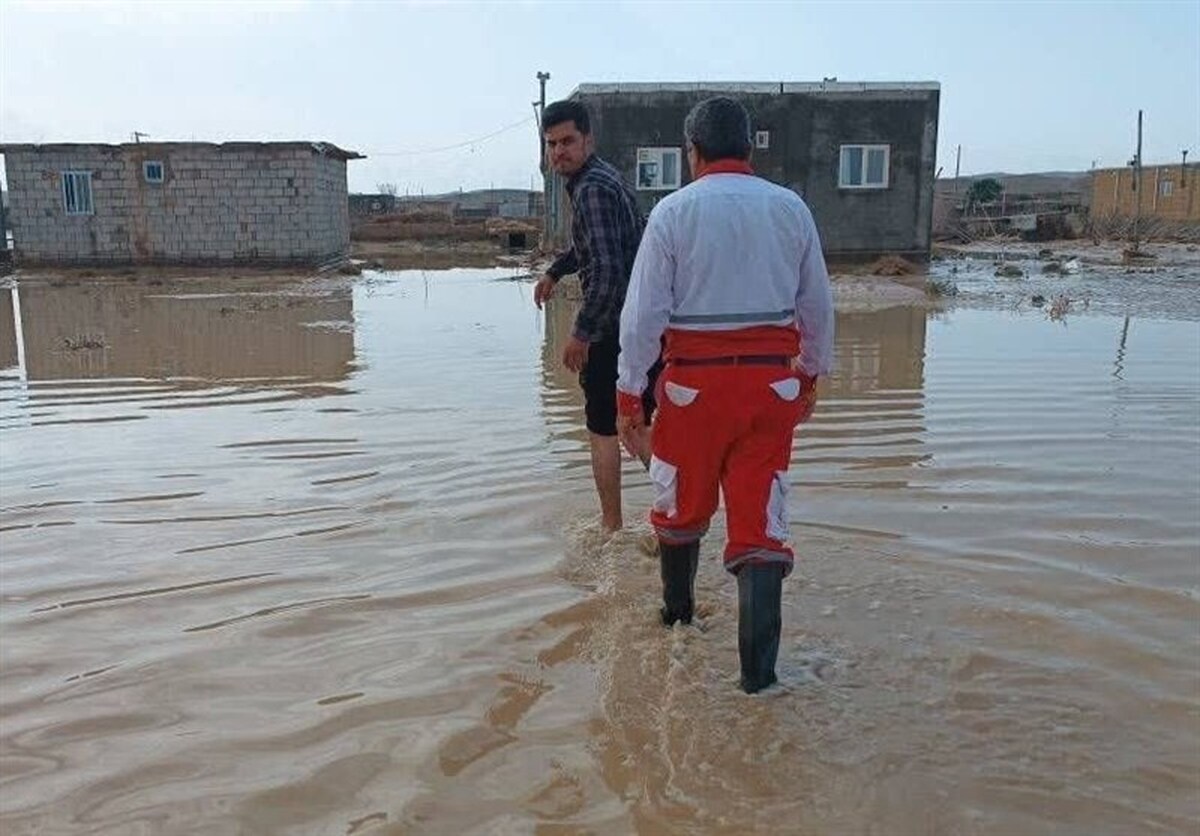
[547,155,644,343]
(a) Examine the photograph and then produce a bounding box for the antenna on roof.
[131,131,150,144]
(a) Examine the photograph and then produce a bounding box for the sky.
[1,0,1198,194]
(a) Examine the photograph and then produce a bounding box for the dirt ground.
[938,239,1200,267]
[543,258,931,313]
[351,239,515,270]
[7,262,325,287]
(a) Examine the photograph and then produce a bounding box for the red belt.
[670,354,792,367]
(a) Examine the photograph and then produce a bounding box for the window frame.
[143,160,165,184]
[636,147,682,192]
[838,144,890,190]
[61,170,95,215]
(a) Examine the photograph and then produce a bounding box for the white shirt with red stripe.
[617,167,835,403]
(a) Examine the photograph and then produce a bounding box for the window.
[144,161,164,183]
[755,131,770,150]
[637,147,681,191]
[1159,179,1174,197]
[839,144,890,189]
[61,171,94,215]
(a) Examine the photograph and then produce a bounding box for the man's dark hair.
[542,100,591,135]
[683,97,752,161]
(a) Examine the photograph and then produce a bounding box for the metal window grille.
[62,171,94,214]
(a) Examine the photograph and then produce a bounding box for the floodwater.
[0,264,1197,835]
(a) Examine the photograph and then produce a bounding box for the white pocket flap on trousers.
[664,381,701,407]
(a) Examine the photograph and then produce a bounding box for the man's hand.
[616,390,651,467]
[533,274,556,310]
[562,336,589,373]
[798,373,819,424]
[617,414,651,467]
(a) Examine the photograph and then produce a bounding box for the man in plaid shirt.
[535,100,658,532]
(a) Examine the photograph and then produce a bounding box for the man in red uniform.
[616,97,834,693]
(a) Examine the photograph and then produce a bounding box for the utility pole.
[532,102,543,163]
[1183,149,1190,188]
[1131,110,1143,255]
[536,71,551,171]
[536,70,552,247]
[954,144,962,193]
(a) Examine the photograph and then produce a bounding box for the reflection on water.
[0,290,17,372]
[800,306,931,491]
[539,290,588,454]
[16,283,353,383]
[1,279,355,434]
[1,269,1197,835]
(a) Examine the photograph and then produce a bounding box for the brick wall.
[1090,165,1199,222]
[310,154,351,259]
[2,144,352,266]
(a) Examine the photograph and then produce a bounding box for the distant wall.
[1090,165,1199,222]
[348,193,398,216]
[2,144,352,266]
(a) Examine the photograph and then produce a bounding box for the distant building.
[546,81,940,264]
[1,188,10,266]
[0,141,363,267]
[394,188,543,220]
[1090,163,1199,223]
[348,193,398,217]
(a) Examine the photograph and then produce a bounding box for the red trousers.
[648,362,806,575]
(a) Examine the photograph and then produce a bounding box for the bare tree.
[377,182,398,197]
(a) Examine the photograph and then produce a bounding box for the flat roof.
[0,141,365,160]
[571,81,940,96]
[1091,162,1199,174]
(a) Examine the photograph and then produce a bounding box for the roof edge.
[569,81,940,97]
[0,141,365,160]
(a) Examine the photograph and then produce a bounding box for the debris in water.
[62,334,106,350]
[1048,295,1072,320]
[995,263,1024,278]
[1123,247,1157,262]
[868,254,918,276]
[925,278,958,298]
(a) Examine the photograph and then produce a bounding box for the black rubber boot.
[659,540,699,626]
[737,563,785,693]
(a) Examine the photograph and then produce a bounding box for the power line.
[367,115,535,157]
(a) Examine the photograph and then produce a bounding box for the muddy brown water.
[1,267,1197,835]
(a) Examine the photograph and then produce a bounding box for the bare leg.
[589,432,623,531]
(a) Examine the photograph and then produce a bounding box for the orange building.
[1090,163,1199,222]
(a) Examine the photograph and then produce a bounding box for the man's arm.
[794,208,835,380]
[535,244,577,311]
[546,247,578,280]
[571,183,629,343]
[617,209,673,405]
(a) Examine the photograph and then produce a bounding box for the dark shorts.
[580,335,662,436]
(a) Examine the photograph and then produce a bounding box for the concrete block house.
[1090,163,1199,224]
[546,82,940,264]
[0,141,362,267]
